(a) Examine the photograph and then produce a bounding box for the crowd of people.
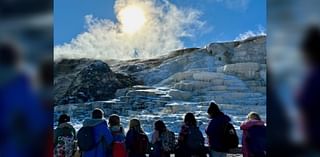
[54,102,266,157]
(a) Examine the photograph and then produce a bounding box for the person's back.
[206,111,231,151]
[177,113,205,157]
[186,126,205,154]
[0,42,47,157]
[126,119,148,157]
[241,112,266,157]
[299,26,320,150]
[78,108,113,157]
[247,125,266,156]
[206,102,232,157]
[54,114,76,157]
[150,120,174,157]
[108,114,127,157]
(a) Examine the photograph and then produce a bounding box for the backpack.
[133,132,150,154]
[77,126,96,151]
[186,126,204,152]
[111,127,127,157]
[221,122,239,150]
[54,126,76,157]
[246,125,266,157]
[161,130,176,152]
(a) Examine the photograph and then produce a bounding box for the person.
[78,108,113,157]
[298,26,320,150]
[54,114,77,157]
[206,101,231,157]
[240,112,266,157]
[38,56,54,157]
[125,119,149,157]
[150,120,175,157]
[0,42,47,157]
[176,113,205,157]
[108,114,127,157]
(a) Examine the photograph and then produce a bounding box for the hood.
[211,112,231,123]
[110,125,123,132]
[83,118,107,127]
[58,122,74,129]
[215,112,231,123]
[241,119,265,130]
[223,114,231,123]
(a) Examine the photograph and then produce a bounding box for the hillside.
[54,36,266,153]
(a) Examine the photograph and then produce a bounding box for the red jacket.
[240,120,265,157]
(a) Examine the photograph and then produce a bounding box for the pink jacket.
[240,120,265,157]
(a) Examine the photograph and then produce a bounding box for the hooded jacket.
[205,112,231,152]
[240,119,266,157]
[81,119,113,157]
[0,73,47,157]
[54,122,76,157]
[54,122,76,146]
[109,125,125,142]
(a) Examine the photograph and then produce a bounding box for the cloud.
[54,0,205,60]
[235,25,266,40]
[214,0,250,11]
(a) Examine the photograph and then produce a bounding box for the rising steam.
[54,0,204,60]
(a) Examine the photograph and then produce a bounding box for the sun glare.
[119,6,146,34]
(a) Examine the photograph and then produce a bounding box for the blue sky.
[54,0,265,48]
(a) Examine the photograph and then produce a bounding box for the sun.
[119,6,146,34]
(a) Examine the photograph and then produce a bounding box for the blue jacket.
[81,119,113,157]
[0,74,47,157]
[205,112,231,151]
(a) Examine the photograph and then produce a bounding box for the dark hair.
[108,114,120,126]
[129,118,144,133]
[58,114,70,125]
[0,42,20,67]
[207,101,222,118]
[184,112,197,126]
[301,26,320,65]
[92,108,104,119]
[154,120,166,133]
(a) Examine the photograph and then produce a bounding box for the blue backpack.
[186,126,205,152]
[77,126,96,151]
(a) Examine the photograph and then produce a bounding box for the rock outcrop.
[54,58,141,105]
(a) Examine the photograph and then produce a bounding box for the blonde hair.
[247,112,261,120]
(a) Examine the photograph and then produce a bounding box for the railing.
[74,147,242,157]
[147,146,242,155]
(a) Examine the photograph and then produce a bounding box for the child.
[109,114,127,157]
[150,120,175,157]
[54,114,76,157]
[126,119,149,157]
[240,112,266,157]
[176,113,205,157]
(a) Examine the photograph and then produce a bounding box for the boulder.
[54,59,140,105]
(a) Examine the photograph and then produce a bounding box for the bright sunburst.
[119,6,146,34]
